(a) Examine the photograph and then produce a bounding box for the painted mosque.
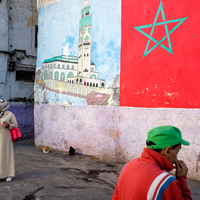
[41,0,106,96]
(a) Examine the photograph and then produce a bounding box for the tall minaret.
[78,0,92,79]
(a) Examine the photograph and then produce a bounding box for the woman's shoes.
[6,177,12,182]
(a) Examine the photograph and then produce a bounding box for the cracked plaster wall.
[35,104,200,181]
[0,0,37,101]
[0,0,37,138]
[0,0,9,92]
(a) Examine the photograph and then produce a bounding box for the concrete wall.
[34,0,200,182]
[0,0,37,101]
[0,0,9,94]
[9,105,34,139]
[35,104,200,181]
[0,0,37,138]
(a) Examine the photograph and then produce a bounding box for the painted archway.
[67,72,74,78]
[44,70,48,80]
[49,71,52,79]
[60,72,65,81]
[54,71,59,80]
[91,74,96,79]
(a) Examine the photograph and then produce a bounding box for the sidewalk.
[0,140,199,200]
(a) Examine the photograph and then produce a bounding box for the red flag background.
[120,0,200,108]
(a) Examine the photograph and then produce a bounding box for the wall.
[35,104,200,181]
[0,0,37,101]
[9,104,34,139]
[35,0,200,181]
[0,0,37,138]
[0,0,9,94]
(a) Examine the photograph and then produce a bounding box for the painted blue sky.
[37,0,121,87]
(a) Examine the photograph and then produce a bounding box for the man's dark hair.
[146,140,181,153]
[153,143,181,153]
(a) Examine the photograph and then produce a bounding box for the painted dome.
[82,0,90,9]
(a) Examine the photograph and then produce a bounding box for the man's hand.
[175,160,188,177]
[3,121,10,128]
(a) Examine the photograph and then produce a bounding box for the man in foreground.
[112,125,192,200]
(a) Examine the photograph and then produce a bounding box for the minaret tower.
[78,0,92,79]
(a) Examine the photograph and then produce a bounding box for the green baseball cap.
[146,125,190,150]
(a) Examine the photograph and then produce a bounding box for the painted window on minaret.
[91,68,94,72]
[67,65,69,69]
[88,28,91,33]
[71,65,74,70]
[58,64,60,68]
[85,35,89,42]
[85,9,89,15]
[62,64,65,69]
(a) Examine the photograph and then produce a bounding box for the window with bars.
[16,71,35,82]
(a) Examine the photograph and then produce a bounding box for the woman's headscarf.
[0,100,9,118]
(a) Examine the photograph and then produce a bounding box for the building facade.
[0,0,37,102]
[0,0,37,139]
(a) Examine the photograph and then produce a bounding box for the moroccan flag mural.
[120,0,200,108]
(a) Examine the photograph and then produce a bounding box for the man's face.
[166,144,181,164]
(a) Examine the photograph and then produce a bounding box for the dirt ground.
[0,140,199,200]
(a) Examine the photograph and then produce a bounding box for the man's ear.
[160,146,172,156]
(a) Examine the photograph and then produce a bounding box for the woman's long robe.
[0,111,18,178]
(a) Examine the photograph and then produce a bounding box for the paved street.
[0,140,199,200]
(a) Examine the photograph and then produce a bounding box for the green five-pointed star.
[134,1,187,58]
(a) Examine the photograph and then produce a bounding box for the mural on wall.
[120,0,200,108]
[35,0,121,106]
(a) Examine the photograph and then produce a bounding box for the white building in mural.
[41,0,105,96]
